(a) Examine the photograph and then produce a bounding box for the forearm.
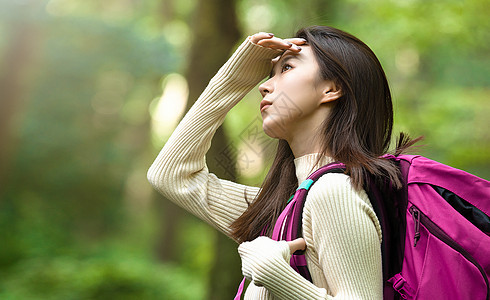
[147,38,280,235]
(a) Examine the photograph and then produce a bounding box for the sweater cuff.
[238,237,327,299]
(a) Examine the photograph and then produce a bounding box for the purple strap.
[234,277,246,300]
[388,273,414,299]
[272,162,346,279]
[272,198,296,240]
[270,189,311,276]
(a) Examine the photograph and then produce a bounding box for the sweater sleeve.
[147,38,282,239]
[238,173,383,299]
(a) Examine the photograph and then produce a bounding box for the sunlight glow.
[244,3,275,32]
[150,73,188,146]
[395,47,419,76]
[45,0,77,16]
[236,141,264,177]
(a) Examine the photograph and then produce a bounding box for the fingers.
[250,32,307,53]
[287,238,306,254]
[283,37,308,46]
[249,32,274,44]
[257,37,303,52]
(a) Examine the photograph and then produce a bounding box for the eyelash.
[281,63,293,73]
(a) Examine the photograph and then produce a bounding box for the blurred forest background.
[0,0,488,299]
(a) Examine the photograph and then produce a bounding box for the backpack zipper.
[410,206,421,247]
[409,204,490,299]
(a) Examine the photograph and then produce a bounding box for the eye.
[281,63,293,73]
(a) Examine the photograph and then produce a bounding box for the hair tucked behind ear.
[231,26,420,243]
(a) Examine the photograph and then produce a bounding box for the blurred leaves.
[0,0,488,298]
[1,0,180,292]
[1,254,203,299]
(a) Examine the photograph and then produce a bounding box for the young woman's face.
[258,46,334,140]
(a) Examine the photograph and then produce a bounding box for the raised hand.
[249,32,307,53]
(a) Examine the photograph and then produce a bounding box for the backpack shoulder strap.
[289,162,347,241]
[272,162,347,242]
[269,162,346,282]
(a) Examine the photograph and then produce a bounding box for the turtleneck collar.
[293,153,335,185]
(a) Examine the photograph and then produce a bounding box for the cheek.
[298,74,324,108]
[264,70,322,124]
[276,81,320,117]
[267,92,303,122]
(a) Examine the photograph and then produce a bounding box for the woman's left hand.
[288,238,306,254]
[238,236,307,287]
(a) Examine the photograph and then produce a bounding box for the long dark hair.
[231,25,419,243]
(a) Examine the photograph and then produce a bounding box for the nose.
[259,78,273,98]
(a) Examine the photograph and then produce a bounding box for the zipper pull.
[410,206,421,247]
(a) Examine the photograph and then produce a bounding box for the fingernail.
[268,33,274,37]
[300,38,307,42]
[287,42,293,46]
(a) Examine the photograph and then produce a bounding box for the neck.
[287,129,323,158]
[286,106,330,158]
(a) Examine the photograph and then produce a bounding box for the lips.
[260,99,272,112]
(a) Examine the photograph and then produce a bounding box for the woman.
[148,25,410,299]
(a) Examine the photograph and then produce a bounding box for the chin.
[263,127,278,139]
[262,120,285,139]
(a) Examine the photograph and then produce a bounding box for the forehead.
[272,45,312,66]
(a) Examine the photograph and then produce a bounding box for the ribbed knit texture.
[147,37,383,299]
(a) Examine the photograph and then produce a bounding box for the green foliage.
[0,1,206,297]
[1,0,176,246]
[0,255,204,300]
[177,218,215,277]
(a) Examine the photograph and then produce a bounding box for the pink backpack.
[269,155,490,299]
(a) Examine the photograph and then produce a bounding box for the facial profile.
[258,46,341,142]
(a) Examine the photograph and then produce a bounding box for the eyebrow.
[270,53,300,78]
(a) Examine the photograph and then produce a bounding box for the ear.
[320,82,342,104]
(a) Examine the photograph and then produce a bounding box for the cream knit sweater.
[147,37,383,299]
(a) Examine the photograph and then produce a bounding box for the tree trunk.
[0,2,42,198]
[183,0,242,299]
